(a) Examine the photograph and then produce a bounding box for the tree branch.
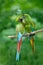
[8,29,43,38]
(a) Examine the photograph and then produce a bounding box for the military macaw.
[16,14,35,61]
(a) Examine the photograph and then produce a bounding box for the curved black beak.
[19,18,23,22]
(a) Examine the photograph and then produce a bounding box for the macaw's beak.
[19,18,23,23]
[19,18,25,25]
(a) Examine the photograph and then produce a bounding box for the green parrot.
[16,14,35,33]
[16,14,35,61]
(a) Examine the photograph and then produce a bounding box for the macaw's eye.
[19,18,23,22]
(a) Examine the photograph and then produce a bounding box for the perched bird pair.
[16,14,35,61]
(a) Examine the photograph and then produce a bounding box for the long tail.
[16,32,22,61]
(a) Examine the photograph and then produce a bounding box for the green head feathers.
[16,14,35,33]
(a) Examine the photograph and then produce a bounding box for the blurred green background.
[0,0,43,65]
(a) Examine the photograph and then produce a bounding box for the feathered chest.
[16,23,34,34]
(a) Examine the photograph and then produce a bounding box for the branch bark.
[8,29,43,38]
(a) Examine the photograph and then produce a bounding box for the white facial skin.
[22,19,25,24]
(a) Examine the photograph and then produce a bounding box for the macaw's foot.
[16,51,20,61]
